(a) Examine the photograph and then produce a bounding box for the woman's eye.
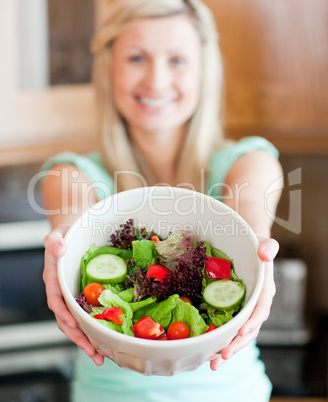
[129,55,145,63]
[170,57,185,66]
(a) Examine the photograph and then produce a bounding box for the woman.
[42,0,282,400]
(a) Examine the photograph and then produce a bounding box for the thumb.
[257,237,279,262]
[44,225,69,259]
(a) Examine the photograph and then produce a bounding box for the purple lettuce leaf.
[75,294,93,314]
[128,239,207,306]
[109,218,155,250]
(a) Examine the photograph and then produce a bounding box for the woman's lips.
[136,96,175,109]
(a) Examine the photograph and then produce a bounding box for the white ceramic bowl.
[58,186,264,376]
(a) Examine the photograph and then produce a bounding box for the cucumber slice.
[203,279,245,311]
[86,254,127,284]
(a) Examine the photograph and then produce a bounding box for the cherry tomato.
[83,282,105,306]
[167,322,190,340]
[151,235,160,242]
[179,296,193,305]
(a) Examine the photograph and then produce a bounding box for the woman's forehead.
[113,14,201,53]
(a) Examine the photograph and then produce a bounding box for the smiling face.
[111,14,202,137]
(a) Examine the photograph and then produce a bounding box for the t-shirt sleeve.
[40,151,114,201]
[207,136,279,199]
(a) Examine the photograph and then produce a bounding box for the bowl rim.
[58,186,265,349]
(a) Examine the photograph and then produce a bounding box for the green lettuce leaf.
[102,284,120,294]
[80,243,98,291]
[118,287,134,302]
[90,305,124,333]
[130,296,157,312]
[203,241,213,257]
[207,307,234,327]
[91,306,105,315]
[133,294,179,329]
[98,290,134,336]
[91,317,124,333]
[132,240,157,269]
[171,298,208,337]
[210,247,242,283]
[210,247,231,261]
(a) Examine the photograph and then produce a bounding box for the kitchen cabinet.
[203,0,328,153]
[0,84,97,167]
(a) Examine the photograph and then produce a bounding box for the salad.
[76,219,246,340]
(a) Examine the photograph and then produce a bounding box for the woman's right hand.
[43,226,104,366]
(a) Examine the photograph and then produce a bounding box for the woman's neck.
[128,125,186,186]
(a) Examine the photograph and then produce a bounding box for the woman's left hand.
[210,237,279,371]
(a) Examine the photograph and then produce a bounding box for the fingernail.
[261,246,275,261]
[243,327,251,336]
[52,244,61,253]
[225,351,234,360]
[266,250,275,260]
[52,244,65,257]
[94,355,104,366]
[211,356,225,371]
[216,360,225,370]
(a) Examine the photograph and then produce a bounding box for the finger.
[210,354,225,371]
[239,262,275,336]
[257,238,279,262]
[44,229,67,259]
[44,251,77,329]
[220,328,260,361]
[56,318,104,366]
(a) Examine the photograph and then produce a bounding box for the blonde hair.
[91,0,223,192]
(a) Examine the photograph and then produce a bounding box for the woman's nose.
[144,59,171,91]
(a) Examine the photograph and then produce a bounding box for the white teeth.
[139,97,172,108]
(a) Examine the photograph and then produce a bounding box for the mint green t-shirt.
[41,136,278,402]
[41,136,278,202]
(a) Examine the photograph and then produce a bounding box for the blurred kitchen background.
[0,0,327,400]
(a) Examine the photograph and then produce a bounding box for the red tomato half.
[167,322,190,340]
[146,264,171,281]
[83,282,105,306]
[132,316,164,339]
[205,257,231,279]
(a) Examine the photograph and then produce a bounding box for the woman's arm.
[221,149,283,238]
[42,163,104,365]
[210,150,283,370]
[42,163,98,228]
